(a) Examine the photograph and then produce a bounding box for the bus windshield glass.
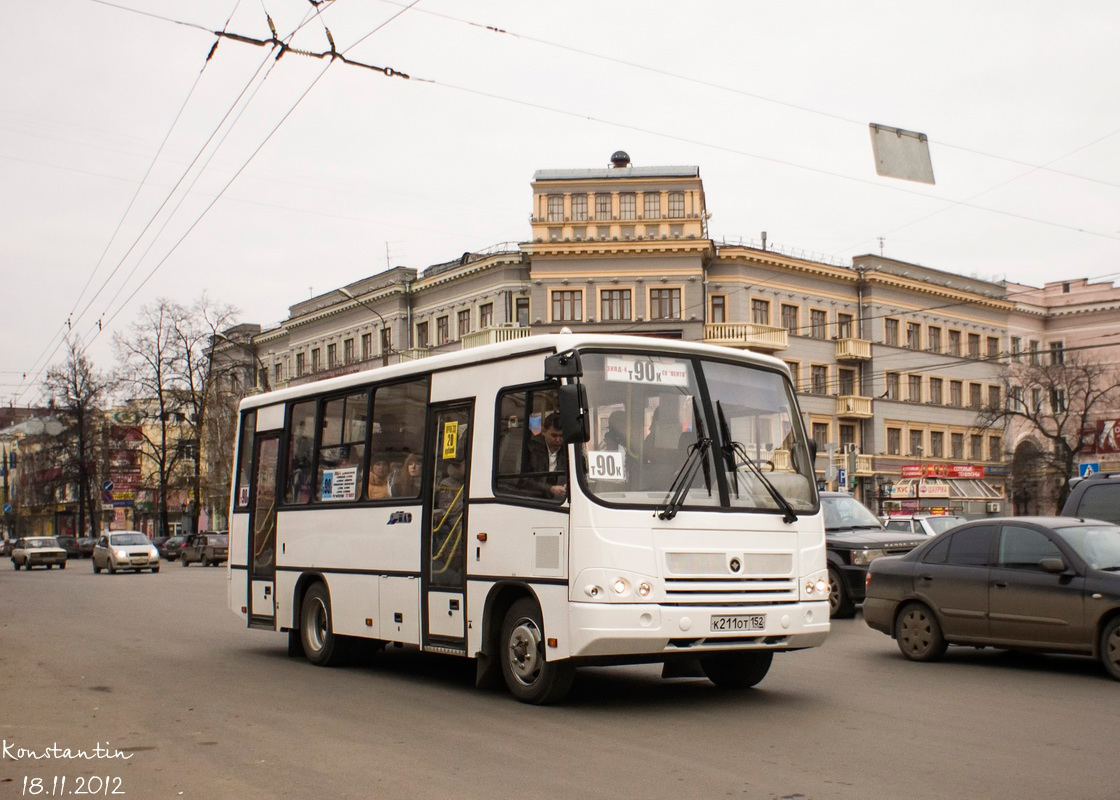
[577,352,817,513]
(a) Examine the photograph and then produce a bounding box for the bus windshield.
[577,351,817,514]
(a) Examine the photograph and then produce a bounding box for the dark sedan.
[56,536,82,559]
[864,517,1120,680]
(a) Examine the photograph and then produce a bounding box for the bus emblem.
[387,511,413,525]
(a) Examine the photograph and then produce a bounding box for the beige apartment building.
[221,152,1037,516]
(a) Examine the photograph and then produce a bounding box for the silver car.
[11,536,68,570]
[92,531,161,574]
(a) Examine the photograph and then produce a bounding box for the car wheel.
[93,560,101,574]
[1101,617,1120,681]
[699,650,773,689]
[46,564,53,569]
[60,562,66,570]
[300,583,347,667]
[12,560,19,571]
[108,560,116,575]
[828,566,855,619]
[152,566,160,573]
[499,597,574,704]
[181,557,188,566]
[895,602,948,662]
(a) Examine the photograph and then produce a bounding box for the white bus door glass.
[249,434,280,627]
[426,404,471,647]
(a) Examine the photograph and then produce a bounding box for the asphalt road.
[1,560,1117,800]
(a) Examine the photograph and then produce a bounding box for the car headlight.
[850,549,887,566]
[149,549,159,558]
[114,550,128,559]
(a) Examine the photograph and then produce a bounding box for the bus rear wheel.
[499,597,574,705]
[700,650,773,689]
[300,583,347,667]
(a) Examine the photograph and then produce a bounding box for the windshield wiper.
[657,438,712,520]
[716,401,798,524]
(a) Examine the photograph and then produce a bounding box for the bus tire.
[300,582,347,667]
[499,597,574,705]
[700,650,773,689]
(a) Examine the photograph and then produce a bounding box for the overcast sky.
[3,0,1118,406]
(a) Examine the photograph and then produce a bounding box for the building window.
[311,348,321,372]
[361,333,372,360]
[785,361,800,389]
[437,316,449,345]
[516,297,530,326]
[274,363,283,384]
[887,427,901,456]
[969,383,982,410]
[886,372,900,401]
[1028,340,1040,365]
[668,191,684,218]
[547,194,563,222]
[929,377,943,405]
[810,309,827,339]
[837,367,855,396]
[415,321,429,349]
[343,339,354,364]
[970,434,983,461]
[987,336,1000,359]
[884,318,899,347]
[644,193,660,219]
[1010,386,1024,412]
[1010,337,1021,362]
[839,424,856,450]
[930,431,944,458]
[781,304,799,332]
[909,429,924,457]
[951,433,964,460]
[751,299,770,325]
[968,333,981,359]
[601,289,632,321]
[1051,388,1067,413]
[812,422,830,447]
[649,288,681,320]
[908,374,922,403]
[928,326,942,353]
[458,309,471,338]
[1050,341,1065,364]
[552,290,584,322]
[619,193,636,220]
[1031,387,1042,413]
[907,322,921,350]
[571,194,587,221]
[988,385,1001,409]
[327,343,337,369]
[837,313,853,339]
[950,380,962,407]
[296,352,305,377]
[989,435,1003,462]
[811,365,828,395]
[710,295,726,324]
[948,330,962,356]
[380,327,392,355]
[479,303,494,329]
[595,193,611,220]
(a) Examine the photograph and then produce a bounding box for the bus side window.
[371,378,428,500]
[284,400,317,504]
[494,385,565,502]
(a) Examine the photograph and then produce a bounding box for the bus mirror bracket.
[558,383,590,444]
[544,350,582,378]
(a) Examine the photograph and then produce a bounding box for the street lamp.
[339,288,390,367]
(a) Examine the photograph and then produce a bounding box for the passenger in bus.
[526,413,568,500]
[368,454,390,499]
[432,458,465,583]
[392,452,423,497]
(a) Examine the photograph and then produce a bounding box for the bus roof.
[238,332,789,410]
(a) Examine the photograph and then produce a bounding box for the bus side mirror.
[558,383,590,444]
[545,350,582,378]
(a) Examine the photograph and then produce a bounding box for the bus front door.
[248,433,280,629]
[423,402,472,652]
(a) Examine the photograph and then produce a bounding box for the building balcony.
[836,395,873,418]
[461,325,532,350]
[703,322,788,351]
[835,337,872,361]
[855,454,875,476]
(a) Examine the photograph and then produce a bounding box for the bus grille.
[663,577,797,604]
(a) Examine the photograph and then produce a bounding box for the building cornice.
[524,238,714,258]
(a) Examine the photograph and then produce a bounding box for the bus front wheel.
[700,650,773,689]
[499,598,574,705]
[300,583,346,667]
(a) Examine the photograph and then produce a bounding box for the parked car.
[92,531,161,574]
[56,536,82,559]
[11,536,68,570]
[160,535,188,560]
[864,517,1120,680]
[76,537,97,558]
[821,492,927,618]
[884,513,968,537]
[181,532,229,567]
[1062,470,1120,525]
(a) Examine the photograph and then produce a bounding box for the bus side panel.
[228,515,249,621]
[320,573,381,638]
[278,506,422,574]
[467,504,568,580]
[380,575,421,645]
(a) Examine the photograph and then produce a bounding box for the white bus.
[228,333,828,703]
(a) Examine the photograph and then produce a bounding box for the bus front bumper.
[567,601,829,658]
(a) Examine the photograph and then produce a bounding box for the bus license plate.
[710,614,765,632]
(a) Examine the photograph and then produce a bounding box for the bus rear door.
[248,433,280,628]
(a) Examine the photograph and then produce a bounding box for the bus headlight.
[584,584,602,598]
[612,578,629,595]
[804,578,828,596]
[637,581,652,597]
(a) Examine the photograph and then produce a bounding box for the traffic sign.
[3,503,11,514]
[1079,462,1100,479]
[102,480,114,492]
[837,467,848,489]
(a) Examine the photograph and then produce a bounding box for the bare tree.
[978,353,1120,512]
[42,339,111,537]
